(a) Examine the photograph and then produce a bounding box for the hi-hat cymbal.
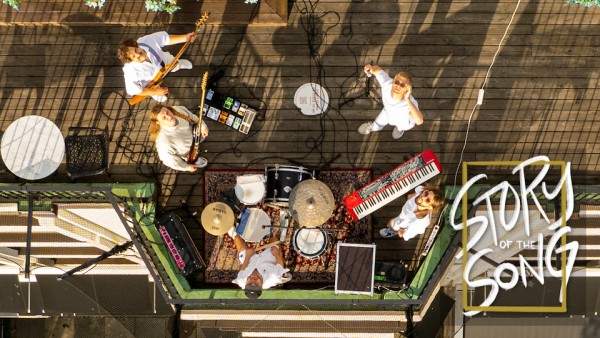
[201,202,235,235]
[289,180,335,228]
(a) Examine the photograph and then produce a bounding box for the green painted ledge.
[176,184,469,302]
[185,289,384,300]
[112,183,193,297]
[0,183,192,298]
[142,184,474,302]
[385,184,487,300]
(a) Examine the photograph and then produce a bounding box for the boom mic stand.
[338,61,374,110]
[57,241,133,281]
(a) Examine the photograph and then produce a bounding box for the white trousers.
[370,108,403,132]
[149,53,192,102]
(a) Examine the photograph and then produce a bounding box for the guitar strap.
[170,110,201,163]
[138,43,165,68]
[172,111,195,125]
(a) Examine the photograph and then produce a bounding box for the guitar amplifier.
[154,212,204,277]
[374,261,408,291]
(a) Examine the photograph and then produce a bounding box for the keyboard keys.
[353,163,441,219]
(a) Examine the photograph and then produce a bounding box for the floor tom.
[293,227,328,259]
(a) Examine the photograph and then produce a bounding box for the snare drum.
[235,181,265,206]
[293,227,328,259]
[237,208,272,243]
[265,165,313,208]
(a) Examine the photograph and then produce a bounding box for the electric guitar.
[129,12,210,105]
[188,71,209,164]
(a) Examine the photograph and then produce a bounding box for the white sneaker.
[392,128,404,140]
[358,122,373,135]
[379,228,398,238]
[171,59,192,72]
[195,157,208,168]
[152,94,168,103]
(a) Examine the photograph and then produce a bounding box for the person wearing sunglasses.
[358,64,424,139]
[379,185,444,239]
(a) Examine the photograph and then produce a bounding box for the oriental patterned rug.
[203,169,373,284]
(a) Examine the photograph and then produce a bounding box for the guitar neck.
[157,13,209,84]
[198,88,206,125]
[156,41,191,82]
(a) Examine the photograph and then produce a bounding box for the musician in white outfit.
[229,230,290,299]
[148,105,208,172]
[358,64,424,139]
[379,185,444,240]
[118,31,196,102]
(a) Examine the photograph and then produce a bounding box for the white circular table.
[294,83,329,116]
[1,116,65,180]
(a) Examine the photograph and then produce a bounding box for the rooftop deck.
[1,0,599,287]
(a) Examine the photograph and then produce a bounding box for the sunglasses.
[420,190,432,204]
[393,80,407,88]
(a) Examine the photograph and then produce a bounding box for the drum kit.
[201,164,340,260]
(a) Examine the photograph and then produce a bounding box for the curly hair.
[117,39,139,64]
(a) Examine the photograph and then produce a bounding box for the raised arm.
[404,87,423,125]
[364,64,382,75]
[167,32,196,46]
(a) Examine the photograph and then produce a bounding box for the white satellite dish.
[294,83,329,116]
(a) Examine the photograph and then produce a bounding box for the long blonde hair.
[414,184,444,219]
[148,104,176,140]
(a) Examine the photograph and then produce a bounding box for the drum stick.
[254,241,281,252]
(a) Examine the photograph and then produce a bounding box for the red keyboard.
[344,149,442,221]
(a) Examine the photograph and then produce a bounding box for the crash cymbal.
[201,202,235,235]
[289,180,335,228]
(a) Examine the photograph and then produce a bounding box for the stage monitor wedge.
[335,243,376,297]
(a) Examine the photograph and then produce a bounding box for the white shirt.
[376,71,420,131]
[122,32,171,96]
[390,186,432,241]
[233,247,289,290]
[155,106,206,172]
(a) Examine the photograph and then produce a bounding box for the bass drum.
[264,165,313,208]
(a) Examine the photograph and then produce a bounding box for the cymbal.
[289,180,335,228]
[201,202,235,235]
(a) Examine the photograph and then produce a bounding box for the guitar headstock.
[195,12,210,32]
[201,71,209,91]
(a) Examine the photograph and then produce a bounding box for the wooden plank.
[0,0,599,275]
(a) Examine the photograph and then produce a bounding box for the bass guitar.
[188,71,209,164]
[129,11,210,105]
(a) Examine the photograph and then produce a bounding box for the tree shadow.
[0,25,48,121]
[59,14,125,129]
[391,0,599,176]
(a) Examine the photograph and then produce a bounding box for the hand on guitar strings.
[152,87,168,96]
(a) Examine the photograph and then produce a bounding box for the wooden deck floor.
[1,0,600,285]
